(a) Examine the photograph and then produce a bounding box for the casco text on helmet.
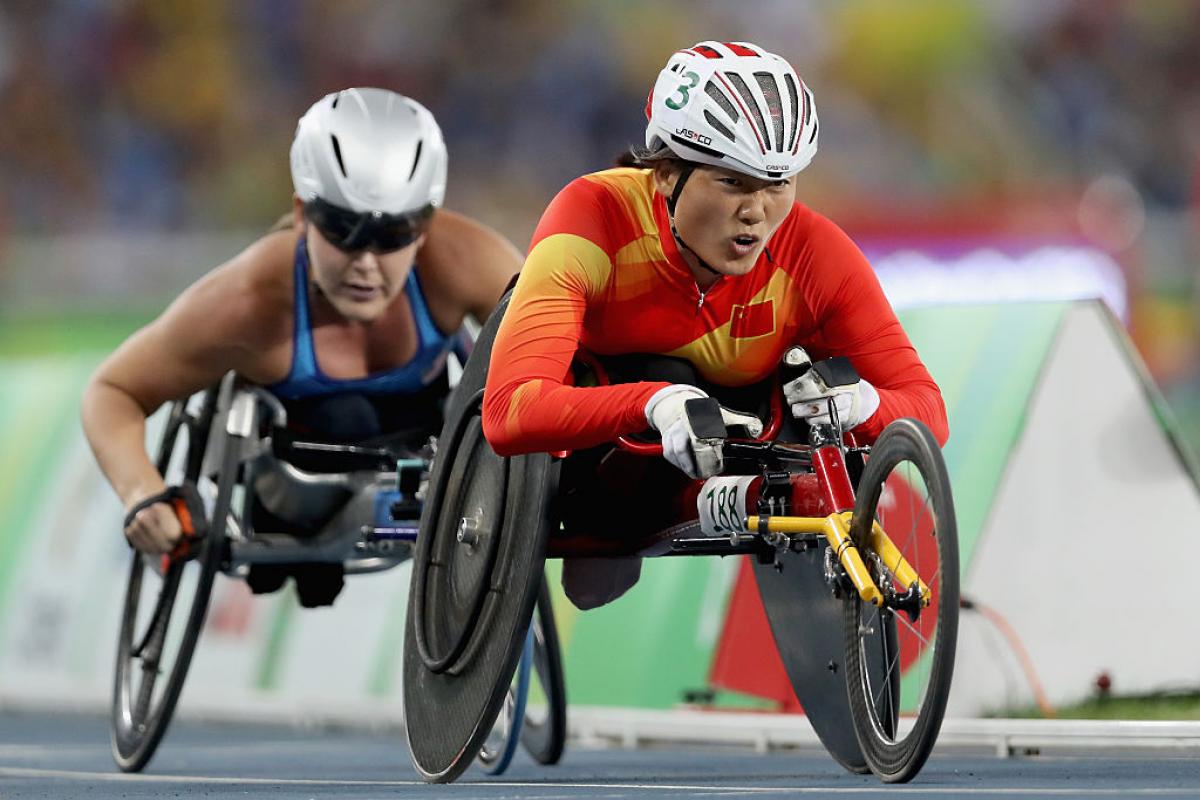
[290,88,448,215]
[646,41,818,180]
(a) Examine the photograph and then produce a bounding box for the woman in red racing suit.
[483,40,947,609]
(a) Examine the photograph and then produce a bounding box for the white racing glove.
[644,385,763,479]
[784,360,880,430]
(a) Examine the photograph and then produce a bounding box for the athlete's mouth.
[729,233,760,257]
[343,282,381,298]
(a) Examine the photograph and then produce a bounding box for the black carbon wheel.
[403,289,560,783]
[843,418,959,783]
[110,383,240,772]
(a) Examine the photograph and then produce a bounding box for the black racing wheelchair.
[403,291,959,784]
[110,369,566,775]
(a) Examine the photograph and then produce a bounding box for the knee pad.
[561,557,643,611]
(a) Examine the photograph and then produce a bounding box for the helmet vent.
[725,72,769,151]
[408,139,424,181]
[784,73,800,151]
[330,134,348,178]
[704,110,736,143]
[802,86,815,145]
[754,72,785,152]
[705,81,739,123]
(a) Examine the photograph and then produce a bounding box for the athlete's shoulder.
[771,202,866,267]
[417,208,523,322]
[174,229,294,350]
[230,228,297,305]
[579,166,655,199]
[532,167,656,254]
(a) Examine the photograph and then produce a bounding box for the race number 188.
[698,476,756,536]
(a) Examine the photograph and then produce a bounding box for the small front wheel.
[843,418,959,783]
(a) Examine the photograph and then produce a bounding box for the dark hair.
[613,137,684,170]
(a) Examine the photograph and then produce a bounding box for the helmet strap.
[665,163,721,278]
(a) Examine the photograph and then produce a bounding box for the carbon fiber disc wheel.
[402,290,560,783]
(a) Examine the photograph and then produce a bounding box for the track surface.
[1,712,1197,799]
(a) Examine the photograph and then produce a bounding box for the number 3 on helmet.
[645,41,819,180]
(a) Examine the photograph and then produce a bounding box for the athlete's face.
[294,198,424,323]
[655,163,796,282]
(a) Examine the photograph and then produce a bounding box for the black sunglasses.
[303,197,434,253]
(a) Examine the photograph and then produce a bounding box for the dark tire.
[842,418,959,783]
[110,382,241,772]
[403,290,559,783]
[520,575,567,765]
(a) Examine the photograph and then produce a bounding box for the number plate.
[697,476,756,536]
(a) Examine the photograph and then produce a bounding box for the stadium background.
[4,1,1200,426]
[1,0,1199,720]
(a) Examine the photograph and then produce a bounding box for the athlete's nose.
[738,192,767,226]
[349,250,379,273]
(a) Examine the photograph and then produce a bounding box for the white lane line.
[0,767,414,787]
[0,766,1192,795]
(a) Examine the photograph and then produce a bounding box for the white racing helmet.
[290,87,447,214]
[645,41,818,180]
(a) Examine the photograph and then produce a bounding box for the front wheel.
[843,418,959,783]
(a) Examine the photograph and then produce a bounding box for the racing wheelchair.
[109,372,567,775]
[403,291,959,784]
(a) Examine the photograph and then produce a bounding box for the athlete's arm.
[82,237,281,527]
[482,180,669,456]
[800,216,948,445]
[421,209,523,324]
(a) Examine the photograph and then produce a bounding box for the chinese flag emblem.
[730,300,775,339]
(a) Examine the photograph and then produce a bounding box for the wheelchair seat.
[242,387,429,537]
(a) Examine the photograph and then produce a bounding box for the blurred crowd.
[3,0,1200,438]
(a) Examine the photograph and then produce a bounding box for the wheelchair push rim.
[843,417,959,783]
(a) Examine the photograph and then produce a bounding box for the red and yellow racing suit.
[482,167,947,455]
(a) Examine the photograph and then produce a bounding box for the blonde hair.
[268,211,296,234]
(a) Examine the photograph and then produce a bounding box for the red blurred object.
[708,558,802,712]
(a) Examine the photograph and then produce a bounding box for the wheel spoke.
[894,608,935,649]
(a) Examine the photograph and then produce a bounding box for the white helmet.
[645,41,818,180]
[290,87,447,214]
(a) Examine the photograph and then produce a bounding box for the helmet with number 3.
[645,41,818,180]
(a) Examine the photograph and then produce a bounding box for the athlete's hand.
[645,385,763,479]
[123,493,183,554]
[785,372,880,430]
